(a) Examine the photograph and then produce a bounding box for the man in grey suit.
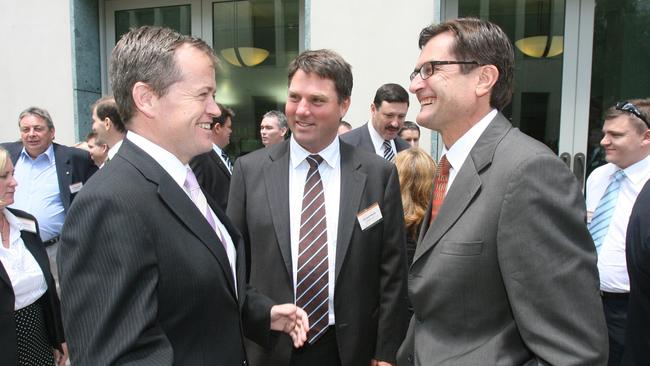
[58,26,307,365]
[228,49,408,366]
[397,18,608,365]
[340,83,410,161]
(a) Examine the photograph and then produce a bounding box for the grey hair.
[18,107,55,130]
[263,110,288,129]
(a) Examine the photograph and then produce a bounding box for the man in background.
[91,96,126,163]
[398,121,420,147]
[341,83,410,161]
[260,110,288,147]
[190,103,235,211]
[586,99,650,366]
[86,131,108,167]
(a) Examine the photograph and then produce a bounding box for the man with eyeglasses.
[397,18,608,366]
[340,83,410,162]
[585,98,650,366]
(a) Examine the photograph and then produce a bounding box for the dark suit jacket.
[190,149,231,211]
[58,139,273,365]
[0,208,65,365]
[622,179,650,365]
[227,139,409,366]
[340,123,410,156]
[397,113,608,366]
[1,142,97,212]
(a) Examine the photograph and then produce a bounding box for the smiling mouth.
[420,97,435,106]
[197,122,212,130]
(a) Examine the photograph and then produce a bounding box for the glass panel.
[212,0,299,157]
[457,0,565,153]
[115,5,192,41]
[586,0,650,177]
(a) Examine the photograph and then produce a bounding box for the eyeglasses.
[615,101,649,128]
[409,60,480,81]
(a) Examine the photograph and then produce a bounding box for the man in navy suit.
[340,83,410,161]
[1,106,97,286]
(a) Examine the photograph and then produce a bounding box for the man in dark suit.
[397,18,608,365]
[340,83,410,161]
[190,103,234,211]
[228,49,408,366]
[58,26,307,365]
[1,106,97,287]
[623,176,650,365]
[91,96,126,165]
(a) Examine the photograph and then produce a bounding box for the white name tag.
[357,202,383,231]
[69,182,83,194]
[17,217,37,234]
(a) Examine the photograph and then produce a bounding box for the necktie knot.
[184,168,201,192]
[221,151,233,170]
[613,170,625,182]
[437,155,451,176]
[306,154,323,169]
[383,140,395,162]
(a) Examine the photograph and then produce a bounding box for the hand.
[53,342,69,366]
[270,303,309,348]
[370,359,395,366]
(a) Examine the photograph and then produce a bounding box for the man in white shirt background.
[586,98,650,366]
[91,96,125,165]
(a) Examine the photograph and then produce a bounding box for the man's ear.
[476,65,499,98]
[132,81,156,119]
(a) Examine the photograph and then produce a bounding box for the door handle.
[559,152,571,168]
[573,153,585,187]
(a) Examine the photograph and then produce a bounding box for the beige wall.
[309,0,435,153]
[0,0,76,145]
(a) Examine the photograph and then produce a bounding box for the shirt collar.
[290,135,340,170]
[441,109,497,170]
[20,143,54,162]
[620,154,650,185]
[212,144,224,155]
[107,139,123,160]
[126,131,188,188]
[367,121,386,152]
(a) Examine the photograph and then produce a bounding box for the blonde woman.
[395,148,436,266]
[0,147,67,365]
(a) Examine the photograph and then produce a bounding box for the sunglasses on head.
[615,101,649,128]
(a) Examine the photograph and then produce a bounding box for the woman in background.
[395,148,436,267]
[0,147,67,365]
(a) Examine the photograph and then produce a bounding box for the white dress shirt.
[126,132,237,287]
[586,155,650,292]
[11,144,65,242]
[0,209,48,310]
[442,109,497,192]
[367,121,396,158]
[288,136,341,325]
[107,139,123,161]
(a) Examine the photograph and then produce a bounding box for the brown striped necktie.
[295,154,329,343]
[429,155,450,225]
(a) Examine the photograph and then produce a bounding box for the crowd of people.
[1,17,649,366]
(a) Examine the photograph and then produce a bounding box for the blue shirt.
[10,144,65,242]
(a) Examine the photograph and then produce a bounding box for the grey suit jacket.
[397,113,608,366]
[340,123,410,156]
[228,139,409,366]
[58,139,271,365]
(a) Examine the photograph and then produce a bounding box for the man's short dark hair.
[110,26,217,124]
[373,83,409,108]
[213,103,235,126]
[399,121,420,136]
[288,49,352,104]
[418,17,514,110]
[91,97,125,133]
[86,131,98,141]
[339,120,352,129]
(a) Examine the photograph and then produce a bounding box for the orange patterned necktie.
[429,155,450,225]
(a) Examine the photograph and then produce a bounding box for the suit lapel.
[210,150,231,178]
[412,113,511,264]
[54,144,73,212]
[264,142,293,281]
[335,142,366,281]
[120,140,238,297]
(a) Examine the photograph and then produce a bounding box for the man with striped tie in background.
[228,49,408,366]
[340,83,411,162]
[586,98,650,366]
[190,103,235,211]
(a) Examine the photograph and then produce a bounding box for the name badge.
[70,182,83,194]
[357,202,383,231]
[586,210,594,224]
[17,217,37,234]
